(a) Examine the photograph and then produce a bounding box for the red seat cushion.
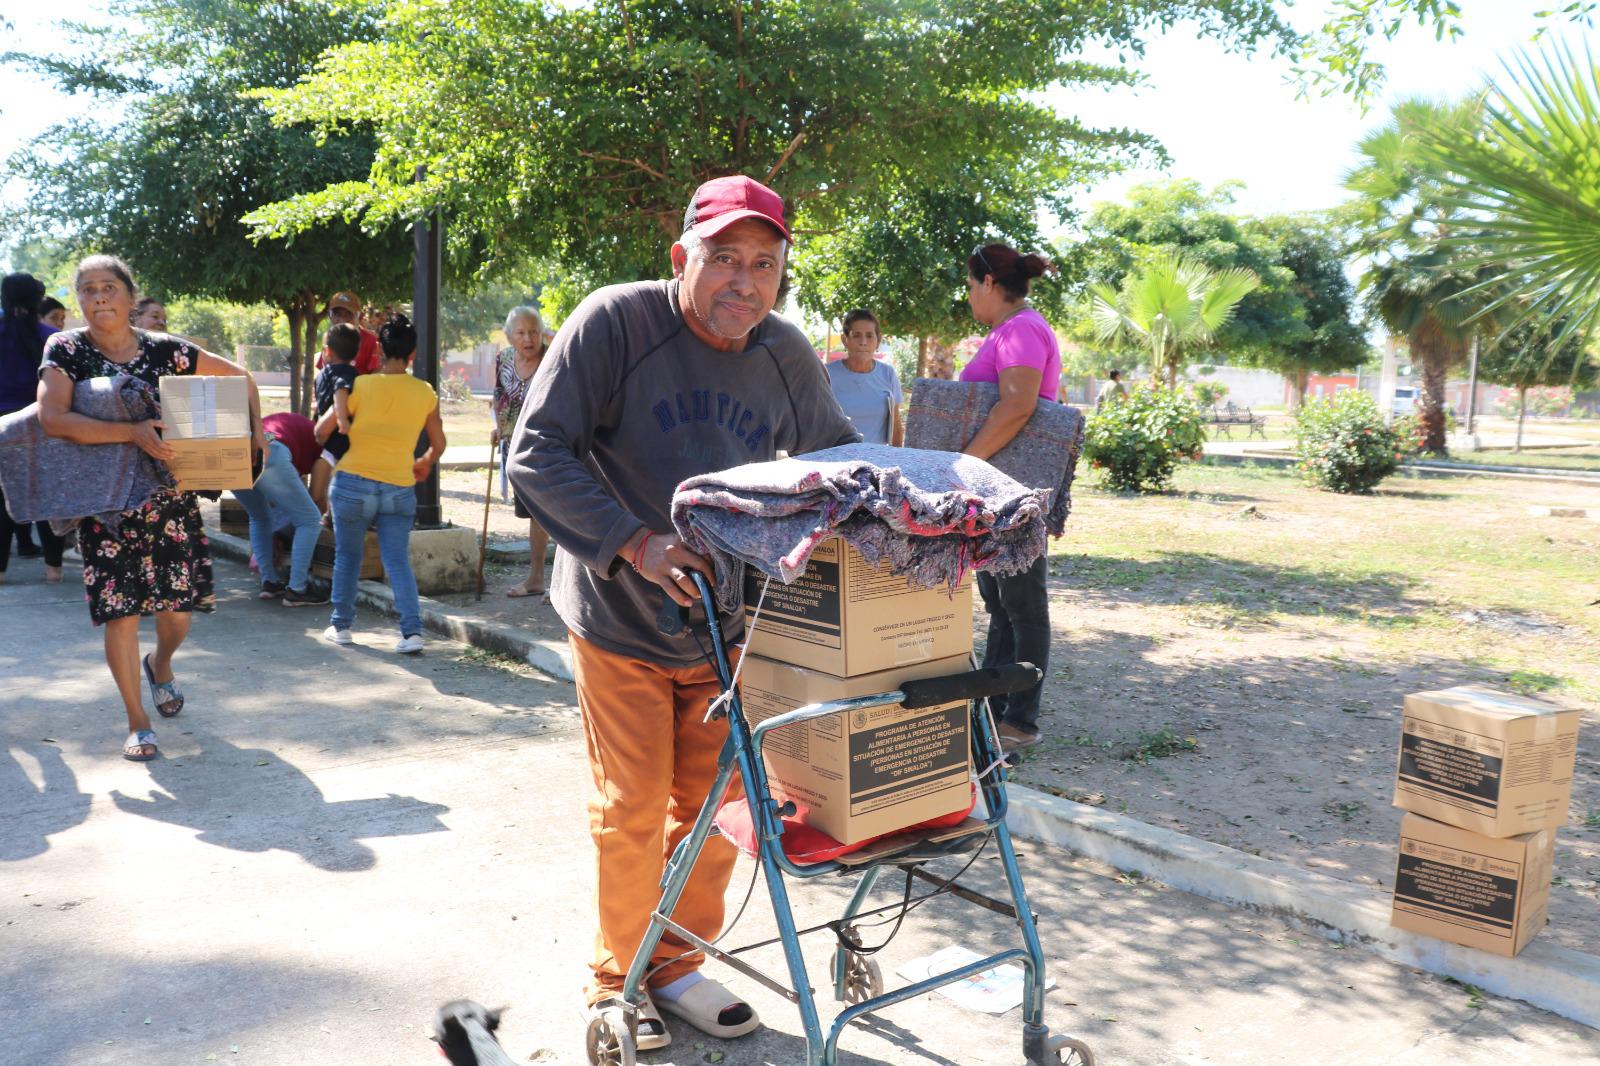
[714,788,975,865]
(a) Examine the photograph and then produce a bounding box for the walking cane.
[476,443,495,600]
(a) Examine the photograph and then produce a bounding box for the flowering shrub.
[439,367,475,404]
[1082,383,1206,493]
[1191,379,1229,408]
[1294,390,1403,494]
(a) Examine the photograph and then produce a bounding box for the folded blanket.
[904,378,1084,536]
[0,375,172,530]
[672,443,1048,612]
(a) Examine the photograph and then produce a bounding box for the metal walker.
[584,573,1094,1065]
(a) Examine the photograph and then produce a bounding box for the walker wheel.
[585,1009,637,1066]
[840,951,884,1005]
[1048,1035,1095,1066]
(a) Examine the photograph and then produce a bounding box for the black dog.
[430,1000,516,1066]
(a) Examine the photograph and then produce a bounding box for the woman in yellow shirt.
[315,314,446,653]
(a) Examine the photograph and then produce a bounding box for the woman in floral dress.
[489,305,550,600]
[37,255,264,762]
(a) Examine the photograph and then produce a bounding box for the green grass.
[1060,463,1600,638]
[1443,447,1600,472]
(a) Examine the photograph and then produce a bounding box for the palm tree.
[1086,253,1259,388]
[1344,98,1496,455]
[1418,44,1600,357]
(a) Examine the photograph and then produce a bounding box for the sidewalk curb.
[207,530,574,681]
[1005,785,1600,1030]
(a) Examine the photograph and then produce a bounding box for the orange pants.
[569,630,740,1003]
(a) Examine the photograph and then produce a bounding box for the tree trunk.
[1516,387,1527,452]
[925,338,956,380]
[1292,368,1310,411]
[285,303,306,416]
[916,336,929,379]
[299,298,324,417]
[1409,320,1464,456]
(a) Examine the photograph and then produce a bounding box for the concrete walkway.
[3,559,1598,1064]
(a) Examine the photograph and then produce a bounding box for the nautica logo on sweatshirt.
[651,389,771,454]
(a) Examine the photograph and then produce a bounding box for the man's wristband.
[630,531,655,573]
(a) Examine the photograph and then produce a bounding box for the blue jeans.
[329,471,421,636]
[976,555,1051,732]
[231,439,321,591]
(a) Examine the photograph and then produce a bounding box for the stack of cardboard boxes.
[1390,686,1581,957]
[739,537,977,846]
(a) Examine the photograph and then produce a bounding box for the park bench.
[1207,401,1268,440]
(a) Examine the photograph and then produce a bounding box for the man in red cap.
[508,176,858,1048]
[316,291,381,375]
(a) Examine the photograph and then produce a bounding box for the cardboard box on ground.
[311,527,384,582]
[743,537,974,677]
[1391,812,1555,958]
[1393,686,1580,837]
[159,376,253,492]
[739,653,973,846]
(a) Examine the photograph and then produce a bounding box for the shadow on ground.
[0,743,92,862]
[1052,549,1421,622]
[110,734,449,871]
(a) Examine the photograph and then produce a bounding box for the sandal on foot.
[584,994,670,1052]
[122,729,158,762]
[142,654,184,718]
[655,978,760,1040]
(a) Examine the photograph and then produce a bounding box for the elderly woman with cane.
[489,305,550,600]
[37,255,265,761]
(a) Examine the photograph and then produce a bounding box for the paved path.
[3,559,1598,1065]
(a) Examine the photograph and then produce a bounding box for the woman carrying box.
[37,254,265,762]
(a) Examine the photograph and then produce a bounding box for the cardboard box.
[739,653,973,846]
[217,497,250,537]
[1393,686,1580,837]
[309,526,384,582]
[1390,812,1554,957]
[159,375,254,491]
[743,537,973,677]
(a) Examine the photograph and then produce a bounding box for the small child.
[310,323,361,513]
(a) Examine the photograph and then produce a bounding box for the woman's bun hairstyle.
[378,312,418,361]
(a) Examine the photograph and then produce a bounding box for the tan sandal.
[655,977,760,1039]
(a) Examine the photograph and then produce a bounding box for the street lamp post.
[412,195,444,529]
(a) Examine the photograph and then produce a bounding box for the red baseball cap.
[682,175,791,243]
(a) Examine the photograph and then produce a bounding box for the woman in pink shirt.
[959,242,1060,751]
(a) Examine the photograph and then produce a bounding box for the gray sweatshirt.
[507,279,860,666]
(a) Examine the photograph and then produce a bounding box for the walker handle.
[898,664,1041,709]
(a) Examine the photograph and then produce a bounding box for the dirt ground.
[1005,461,1600,955]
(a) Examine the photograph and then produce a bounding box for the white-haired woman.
[490,306,550,600]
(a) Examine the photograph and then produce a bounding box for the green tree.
[1087,253,1260,387]
[5,0,412,414]
[243,1,1310,286]
[1476,317,1599,451]
[1419,43,1600,357]
[791,177,1077,380]
[1344,97,1498,455]
[1073,181,1365,402]
[1243,213,1370,403]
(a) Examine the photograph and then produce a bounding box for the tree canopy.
[6,0,413,411]
[243,0,1307,291]
[1071,181,1365,393]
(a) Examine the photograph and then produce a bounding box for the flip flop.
[122,729,158,761]
[142,654,184,718]
[505,583,545,599]
[654,978,760,1040]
